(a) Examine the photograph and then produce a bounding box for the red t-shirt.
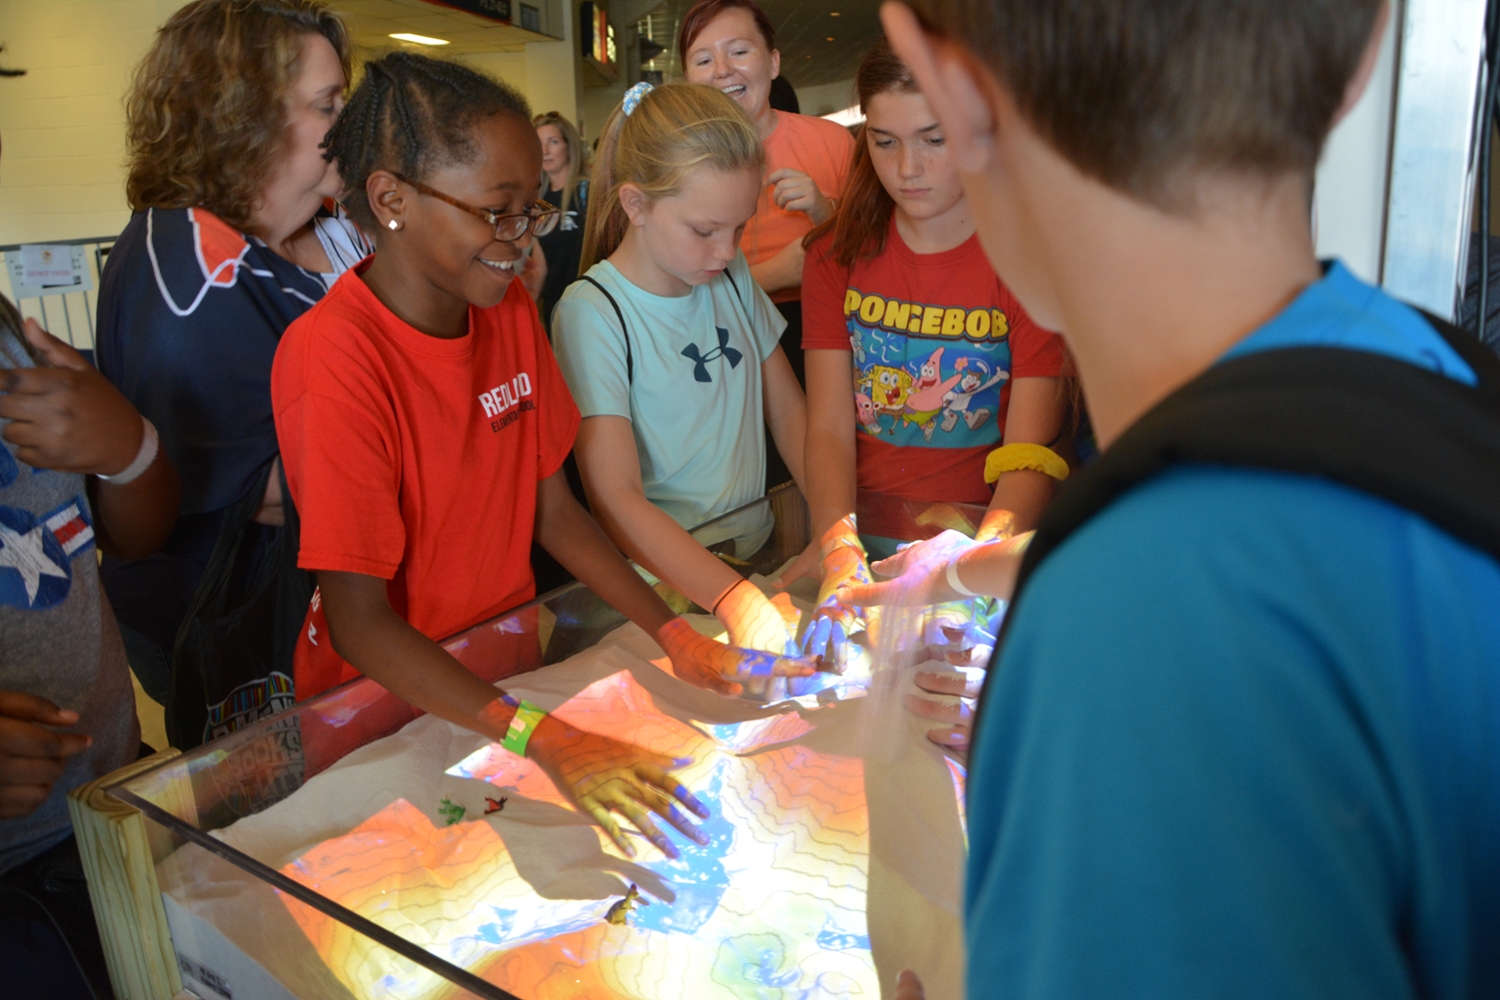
[802,221,1066,505]
[273,264,580,651]
[745,112,855,304]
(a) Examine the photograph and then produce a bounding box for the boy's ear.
[366,171,405,230]
[881,1,996,175]
[1332,1,1391,130]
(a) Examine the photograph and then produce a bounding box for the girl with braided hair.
[274,53,816,857]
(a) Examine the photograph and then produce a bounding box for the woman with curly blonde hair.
[96,0,371,734]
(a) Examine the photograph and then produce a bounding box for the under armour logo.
[682,327,742,383]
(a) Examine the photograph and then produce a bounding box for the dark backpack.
[973,310,1500,752]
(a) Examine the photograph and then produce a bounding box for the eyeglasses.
[393,173,561,241]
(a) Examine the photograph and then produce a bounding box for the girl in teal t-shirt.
[552,82,810,683]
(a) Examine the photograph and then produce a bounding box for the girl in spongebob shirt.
[797,41,1068,595]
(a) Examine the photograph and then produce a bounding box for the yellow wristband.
[984,443,1069,484]
[500,700,547,757]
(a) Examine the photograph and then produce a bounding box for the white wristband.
[97,417,158,485]
[945,552,980,598]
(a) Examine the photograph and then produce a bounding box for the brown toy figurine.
[604,884,642,926]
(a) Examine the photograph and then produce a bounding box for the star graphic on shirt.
[0,518,68,606]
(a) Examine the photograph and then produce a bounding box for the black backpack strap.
[1018,342,1500,586]
[973,328,1500,757]
[580,274,632,385]
[1416,307,1500,399]
[722,265,742,307]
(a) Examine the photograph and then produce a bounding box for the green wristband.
[501,700,547,757]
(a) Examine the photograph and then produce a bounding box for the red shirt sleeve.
[523,295,581,480]
[276,340,407,579]
[801,237,854,351]
[1003,288,1068,379]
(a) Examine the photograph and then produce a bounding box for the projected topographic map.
[179,618,970,1000]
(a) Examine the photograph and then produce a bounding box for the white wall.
[523,0,581,122]
[463,0,580,124]
[1312,10,1398,285]
[580,76,628,143]
[463,49,530,94]
[0,0,181,247]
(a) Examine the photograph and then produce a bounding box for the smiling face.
[871,366,913,409]
[252,32,347,239]
[864,89,964,226]
[396,112,544,311]
[682,8,780,130]
[537,123,568,179]
[621,164,761,296]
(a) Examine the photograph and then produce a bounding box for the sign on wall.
[6,245,93,298]
[580,2,615,68]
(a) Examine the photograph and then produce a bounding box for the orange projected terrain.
[181,607,976,1000]
[274,669,880,1000]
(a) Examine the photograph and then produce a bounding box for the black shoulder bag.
[168,459,315,750]
[972,312,1500,754]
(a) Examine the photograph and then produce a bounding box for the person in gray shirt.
[0,290,180,998]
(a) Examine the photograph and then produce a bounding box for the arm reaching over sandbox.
[318,567,710,859]
[838,528,1032,608]
[533,470,819,699]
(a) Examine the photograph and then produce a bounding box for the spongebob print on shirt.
[843,287,1014,448]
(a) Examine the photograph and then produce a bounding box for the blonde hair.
[533,111,588,215]
[579,83,765,272]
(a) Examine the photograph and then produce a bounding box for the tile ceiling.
[328,0,557,56]
[637,0,883,90]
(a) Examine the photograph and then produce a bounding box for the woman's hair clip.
[622,81,654,117]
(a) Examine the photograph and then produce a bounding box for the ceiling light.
[826,36,835,41]
[390,32,449,46]
[830,10,841,15]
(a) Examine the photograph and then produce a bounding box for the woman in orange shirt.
[679,0,854,482]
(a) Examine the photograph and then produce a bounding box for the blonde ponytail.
[579,83,764,273]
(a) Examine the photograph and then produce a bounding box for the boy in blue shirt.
[871,1,1500,997]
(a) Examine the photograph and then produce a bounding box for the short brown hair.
[678,0,777,68]
[125,0,351,231]
[910,0,1382,204]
